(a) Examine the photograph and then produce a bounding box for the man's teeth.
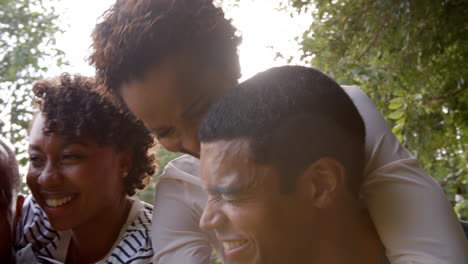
[45,196,74,208]
[223,240,247,250]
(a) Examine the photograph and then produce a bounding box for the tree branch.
[357,28,382,61]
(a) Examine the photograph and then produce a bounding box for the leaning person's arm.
[344,86,468,264]
[152,179,219,264]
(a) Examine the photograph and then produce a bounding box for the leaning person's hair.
[199,66,366,194]
[32,73,156,196]
[89,0,241,92]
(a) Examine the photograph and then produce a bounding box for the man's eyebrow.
[208,185,243,196]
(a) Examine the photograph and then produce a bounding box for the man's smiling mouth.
[223,239,248,250]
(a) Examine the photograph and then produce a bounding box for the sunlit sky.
[47,0,312,80]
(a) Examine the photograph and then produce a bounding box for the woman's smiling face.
[27,115,128,230]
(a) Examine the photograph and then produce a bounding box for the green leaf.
[392,123,404,134]
[389,100,404,110]
[389,97,404,105]
[388,110,405,120]
[395,117,406,125]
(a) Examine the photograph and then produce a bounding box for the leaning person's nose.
[158,136,182,153]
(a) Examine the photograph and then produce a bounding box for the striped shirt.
[16,195,154,264]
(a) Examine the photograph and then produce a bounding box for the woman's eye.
[29,155,44,166]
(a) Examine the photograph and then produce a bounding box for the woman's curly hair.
[32,73,156,196]
[89,0,242,92]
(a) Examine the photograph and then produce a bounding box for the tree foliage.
[286,0,467,218]
[137,148,182,204]
[0,0,65,170]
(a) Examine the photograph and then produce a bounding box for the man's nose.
[200,200,225,231]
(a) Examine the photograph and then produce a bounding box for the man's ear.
[297,157,345,208]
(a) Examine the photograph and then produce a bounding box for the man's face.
[199,139,317,264]
[0,145,14,261]
[120,55,223,158]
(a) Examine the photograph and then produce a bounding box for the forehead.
[29,115,92,148]
[201,139,250,169]
[120,61,190,127]
[119,55,201,115]
[29,114,46,141]
[200,139,275,188]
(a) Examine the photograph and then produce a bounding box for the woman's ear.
[119,151,133,177]
[297,157,345,208]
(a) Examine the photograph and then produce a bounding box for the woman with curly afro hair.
[15,73,156,263]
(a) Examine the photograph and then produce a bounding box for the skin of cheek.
[220,200,289,264]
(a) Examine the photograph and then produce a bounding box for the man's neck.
[302,201,384,264]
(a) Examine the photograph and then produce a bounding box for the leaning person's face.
[27,115,127,230]
[120,57,211,158]
[199,139,312,264]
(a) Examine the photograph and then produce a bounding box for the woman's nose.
[37,162,63,187]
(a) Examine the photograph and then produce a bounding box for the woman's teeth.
[45,196,74,208]
[223,240,248,250]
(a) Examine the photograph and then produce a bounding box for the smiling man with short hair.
[198,66,389,264]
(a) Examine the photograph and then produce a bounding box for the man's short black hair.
[199,66,366,194]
